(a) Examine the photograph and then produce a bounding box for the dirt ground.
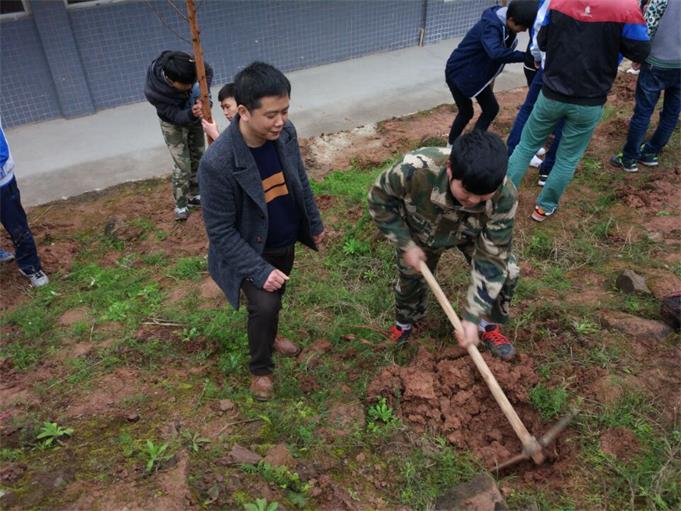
[1,70,680,510]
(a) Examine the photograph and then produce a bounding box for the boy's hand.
[455,320,480,349]
[312,229,325,246]
[263,269,289,292]
[192,100,204,118]
[202,119,219,140]
[403,245,426,272]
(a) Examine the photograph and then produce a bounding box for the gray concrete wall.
[1,0,495,128]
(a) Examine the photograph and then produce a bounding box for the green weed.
[142,440,173,473]
[182,430,210,453]
[244,498,279,511]
[168,256,207,280]
[36,421,74,447]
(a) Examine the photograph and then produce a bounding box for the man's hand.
[403,245,426,272]
[192,100,204,119]
[454,319,480,350]
[263,269,289,292]
[312,229,325,246]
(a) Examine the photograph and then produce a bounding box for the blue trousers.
[623,63,681,160]
[507,68,564,174]
[0,177,42,274]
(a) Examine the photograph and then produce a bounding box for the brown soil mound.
[367,345,542,465]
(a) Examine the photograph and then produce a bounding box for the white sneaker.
[536,147,547,157]
[20,269,49,287]
[530,155,543,168]
[174,207,189,221]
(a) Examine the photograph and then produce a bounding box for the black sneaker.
[638,145,659,167]
[188,195,201,207]
[610,154,638,173]
[538,172,549,187]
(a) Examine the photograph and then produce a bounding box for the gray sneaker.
[20,269,49,288]
[174,207,189,221]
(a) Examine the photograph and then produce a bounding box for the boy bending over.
[368,131,519,360]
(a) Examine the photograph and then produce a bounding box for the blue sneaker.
[0,247,15,263]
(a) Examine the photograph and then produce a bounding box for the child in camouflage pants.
[144,51,213,221]
[368,131,519,360]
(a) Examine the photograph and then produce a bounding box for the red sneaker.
[388,325,412,346]
[480,324,516,361]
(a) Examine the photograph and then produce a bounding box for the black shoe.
[188,195,201,207]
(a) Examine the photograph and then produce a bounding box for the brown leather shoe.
[273,336,301,357]
[250,374,274,401]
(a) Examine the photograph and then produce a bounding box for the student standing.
[444,0,538,147]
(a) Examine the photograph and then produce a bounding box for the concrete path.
[7,34,528,206]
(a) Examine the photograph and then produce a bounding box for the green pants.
[507,92,604,213]
[395,244,518,326]
[160,120,204,209]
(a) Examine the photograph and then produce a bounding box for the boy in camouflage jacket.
[367,131,519,360]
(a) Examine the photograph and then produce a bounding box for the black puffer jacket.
[144,50,213,126]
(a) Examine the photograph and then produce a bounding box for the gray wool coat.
[198,116,323,309]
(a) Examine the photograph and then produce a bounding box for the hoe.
[420,261,576,471]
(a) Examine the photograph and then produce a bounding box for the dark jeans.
[623,62,681,160]
[507,67,564,174]
[0,177,42,274]
[241,244,295,376]
[447,81,499,145]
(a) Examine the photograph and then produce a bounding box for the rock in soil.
[225,444,261,465]
[601,311,672,340]
[615,269,651,295]
[434,473,509,511]
[660,292,681,331]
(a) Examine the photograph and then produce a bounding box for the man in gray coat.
[199,62,324,401]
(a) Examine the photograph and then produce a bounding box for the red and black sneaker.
[388,325,412,347]
[480,324,516,361]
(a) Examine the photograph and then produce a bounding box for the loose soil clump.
[367,345,544,466]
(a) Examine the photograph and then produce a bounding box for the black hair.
[161,51,197,84]
[507,0,538,29]
[218,83,236,102]
[234,62,291,111]
[449,130,507,195]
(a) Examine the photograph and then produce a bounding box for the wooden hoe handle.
[419,261,544,463]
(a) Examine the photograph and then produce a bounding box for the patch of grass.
[526,231,554,259]
[311,163,389,203]
[167,256,207,280]
[530,383,569,421]
[396,438,479,510]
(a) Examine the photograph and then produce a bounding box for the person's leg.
[539,118,564,177]
[622,64,663,161]
[473,85,499,132]
[507,92,564,189]
[507,69,544,156]
[536,102,604,213]
[241,245,295,376]
[645,67,681,155]
[0,177,42,275]
[394,248,441,328]
[159,120,191,211]
[447,81,475,145]
[187,122,205,198]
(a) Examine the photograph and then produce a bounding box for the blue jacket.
[445,6,525,98]
[0,120,16,188]
[198,117,324,309]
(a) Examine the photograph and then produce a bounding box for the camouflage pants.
[159,120,204,209]
[394,242,519,325]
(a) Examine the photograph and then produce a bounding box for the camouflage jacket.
[367,146,518,323]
